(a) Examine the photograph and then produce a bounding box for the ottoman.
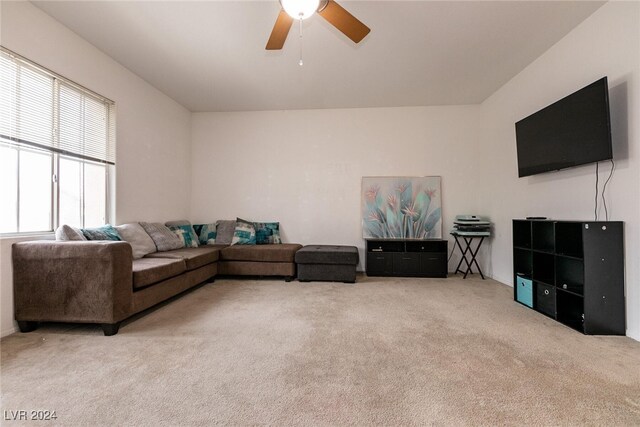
[295,245,359,283]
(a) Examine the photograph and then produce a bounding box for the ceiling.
[33,1,604,112]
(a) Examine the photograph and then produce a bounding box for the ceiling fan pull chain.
[298,16,304,66]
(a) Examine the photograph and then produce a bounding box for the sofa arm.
[12,241,133,324]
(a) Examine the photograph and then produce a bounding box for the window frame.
[0,47,115,236]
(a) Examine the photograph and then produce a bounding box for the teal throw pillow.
[81,224,122,241]
[193,223,217,245]
[231,218,256,245]
[169,224,199,248]
[253,222,282,245]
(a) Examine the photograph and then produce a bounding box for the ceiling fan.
[266,0,371,50]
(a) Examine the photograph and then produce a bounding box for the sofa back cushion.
[81,224,122,241]
[115,223,157,259]
[165,219,191,227]
[55,224,87,241]
[140,222,183,251]
[215,220,236,245]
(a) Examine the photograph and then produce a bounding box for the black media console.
[365,239,448,278]
[513,219,625,335]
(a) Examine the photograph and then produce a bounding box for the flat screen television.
[515,77,612,178]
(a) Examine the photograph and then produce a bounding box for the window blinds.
[0,47,115,164]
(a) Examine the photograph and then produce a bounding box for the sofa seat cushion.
[145,247,220,271]
[132,258,186,289]
[220,243,302,263]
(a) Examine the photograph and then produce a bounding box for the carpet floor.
[1,275,639,426]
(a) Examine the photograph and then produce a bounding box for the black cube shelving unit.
[512,219,625,335]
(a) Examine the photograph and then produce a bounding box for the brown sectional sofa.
[12,239,301,336]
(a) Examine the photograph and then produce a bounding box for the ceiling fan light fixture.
[280,0,320,20]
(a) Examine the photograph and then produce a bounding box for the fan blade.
[266,10,294,50]
[318,0,370,44]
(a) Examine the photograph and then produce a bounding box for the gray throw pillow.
[215,220,236,245]
[139,222,183,252]
[115,223,157,259]
[55,224,87,241]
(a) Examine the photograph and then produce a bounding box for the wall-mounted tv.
[515,77,612,178]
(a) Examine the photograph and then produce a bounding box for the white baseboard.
[626,330,640,342]
[1,325,17,338]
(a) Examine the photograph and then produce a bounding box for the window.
[0,47,115,234]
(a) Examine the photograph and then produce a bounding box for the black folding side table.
[450,232,489,279]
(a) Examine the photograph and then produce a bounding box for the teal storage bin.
[516,276,533,308]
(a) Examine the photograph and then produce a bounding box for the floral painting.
[362,176,442,239]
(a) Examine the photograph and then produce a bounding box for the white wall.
[191,106,483,270]
[0,2,192,336]
[477,1,640,339]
